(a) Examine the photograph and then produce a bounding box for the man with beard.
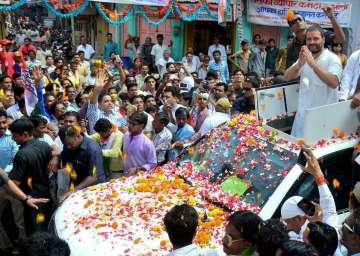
[284,24,342,138]
[286,7,345,68]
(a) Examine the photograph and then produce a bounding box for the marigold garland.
[48,0,84,9]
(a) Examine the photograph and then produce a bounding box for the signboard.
[90,0,167,6]
[0,0,10,4]
[247,0,352,28]
[194,4,233,21]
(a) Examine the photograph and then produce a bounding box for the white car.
[53,83,359,255]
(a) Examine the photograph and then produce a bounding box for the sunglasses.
[223,234,243,247]
[289,17,303,26]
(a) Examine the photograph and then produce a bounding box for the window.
[177,125,298,209]
[273,147,359,218]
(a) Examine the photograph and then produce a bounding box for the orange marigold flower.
[339,130,345,139]
[36,213,45,223]
[160,240,168,249]
[69,182,75,192]
[332,178,340,189]
[27,177,32,188]
[111,221,118,229]
[296,138,305,146]
[287,10,295,20]
[332,128,339,135]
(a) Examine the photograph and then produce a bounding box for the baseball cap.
[216,97,232,109]
[281,196,306,219]
[180,76,194,91]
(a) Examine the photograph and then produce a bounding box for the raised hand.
[32,65,44,85]
[94,68,108,92]
[302,46,316,68]
[302,147,323,179]
[322,6,334,18]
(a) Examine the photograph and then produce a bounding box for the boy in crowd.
[152,112,172,165]
[164,204,218,256]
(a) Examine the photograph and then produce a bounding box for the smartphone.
[297,149,307,168]
[297,197,315,216]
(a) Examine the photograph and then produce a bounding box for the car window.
[273,147,359,218]
[177,126,298,209]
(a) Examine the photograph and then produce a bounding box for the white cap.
[281,196,306,219]
[180,76,194,91]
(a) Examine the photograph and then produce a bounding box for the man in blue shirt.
[0,110,18,172]
[208,50,229,83]
[103,33,119,61]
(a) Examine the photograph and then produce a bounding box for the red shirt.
[19,44,36,60]
[0,50,15,77]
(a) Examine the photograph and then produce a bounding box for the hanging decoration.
[137,5,173,27]
[0,0,27,11]
[173,0,202,14]
[94,2,133,25]
[97,2,132,19]
[0,0,230,27]
[43,0,90,18]
[171,0,204,22]
[48,0,85,9]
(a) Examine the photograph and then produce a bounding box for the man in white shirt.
[151,34,171,68]
[339,49,360,101]
[208,36,227,61]
[76,35,95,61]
[182,51,198,73]
[284,24,342,138]
[182,48,200,68]
[281,147,337,241]
[157,50,174,78]
[199,97,231,136]
[36,42,52,67]
[164,204,218,256]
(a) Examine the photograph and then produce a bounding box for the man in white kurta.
[284,25,342,138]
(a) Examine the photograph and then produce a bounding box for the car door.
[272,147,359,221]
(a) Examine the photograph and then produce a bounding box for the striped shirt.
[86,101,127,134]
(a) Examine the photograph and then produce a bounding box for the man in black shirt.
[59,125,105,201]
[286,7,345,68]
[8,118,56,235]
[231,76,259,115]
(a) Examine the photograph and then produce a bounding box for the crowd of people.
[0,5,359,256]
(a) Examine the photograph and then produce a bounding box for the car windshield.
[176,122,298,209]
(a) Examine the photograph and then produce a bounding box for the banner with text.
[247,0,352,27]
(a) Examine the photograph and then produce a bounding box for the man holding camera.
[281,147,337,241]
